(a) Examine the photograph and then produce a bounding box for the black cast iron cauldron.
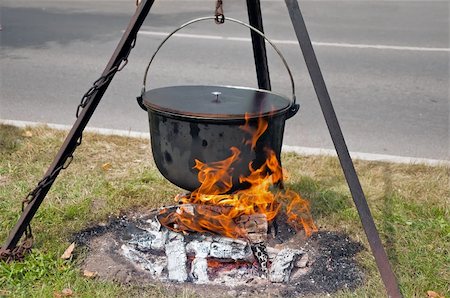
[137,17,299,192]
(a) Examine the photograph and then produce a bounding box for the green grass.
[0,125,449,297]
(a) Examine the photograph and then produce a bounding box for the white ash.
[269,248,304,283]
[186,240,211,284]
[119,209,313,286]
[209,236,254,261]
[284,252,310,280]
[144,215,162,231]
[121,244,166,278]
[266,247,281,260]
[165,231,188,282]
[295,253,309,268]
[191,257,209,284]
[128,229,167,251]
[186,239,211,258]
[213,270,259,286]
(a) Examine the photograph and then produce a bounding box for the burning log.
[129,222,255,262]
[208,236,253,261]
[120,212,314,286]
[156,115,318,240]
[128,229,167,252]
[158,205,272,242]
[235,213,268,243]
[235,214,269,274]
[158,205,274,274]
[157,204,242,238]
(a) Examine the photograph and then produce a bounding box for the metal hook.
[215,0,224,24]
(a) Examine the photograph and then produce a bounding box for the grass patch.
[0,125,449,297]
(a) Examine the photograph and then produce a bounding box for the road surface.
[1,0,449,160]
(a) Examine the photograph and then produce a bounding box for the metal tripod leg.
[284,0,402,297]
[2,0,156,251]
[246,0,271,90]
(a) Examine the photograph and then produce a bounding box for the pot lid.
[142,85,291,120]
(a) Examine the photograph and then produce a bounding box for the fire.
[207,259,252,269]
[240,114,268,149]
[158,115,317,239]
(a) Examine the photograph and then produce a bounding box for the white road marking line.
[281,145,449,167]
[137,30,450,52]
[2,119,449,167]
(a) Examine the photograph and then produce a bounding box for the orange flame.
[158,114,317,239]
[193,146,240,195]
[240,114,268,149]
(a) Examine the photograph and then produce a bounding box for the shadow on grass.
[286,165,401,267]
[380,164,399,265]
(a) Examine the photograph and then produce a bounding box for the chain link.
[0,238,33,263]
[1,35,138,263]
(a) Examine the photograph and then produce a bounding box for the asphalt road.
[1,0,449,160]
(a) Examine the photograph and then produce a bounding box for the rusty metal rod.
[284,0,402,297]
[2,0,156,251]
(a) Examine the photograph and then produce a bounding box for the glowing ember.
[207,259,253,270]
[158,115,317,239]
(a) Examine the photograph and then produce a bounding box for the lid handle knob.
[211,91,222,103]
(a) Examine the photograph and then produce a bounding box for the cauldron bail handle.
[138,16,298,117]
